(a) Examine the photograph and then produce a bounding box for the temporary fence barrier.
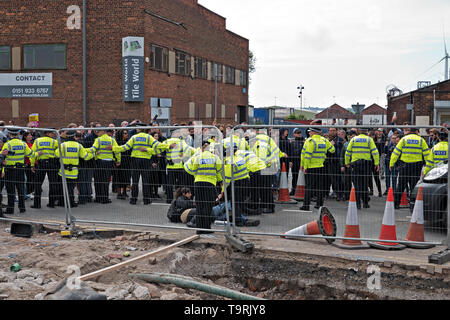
[0,126,68,228]
[54,124,232,236]
[228,124,449,250]
[1,123,448,256]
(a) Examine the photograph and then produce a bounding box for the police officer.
[113,123,162,205]
[90,127,121,204]
[184,140,223,234]
[250,129,286,214]
[55,131,93,207]
[223,146,260,227]
[1,127,35,214]
[30,129,59,209]
[389,127,431,209]
[300,127,335,211]
[0,138,6,217]
[345,128,380,209]
[235,148,267,215]
[423,131,448,176]
[160,134,195,203]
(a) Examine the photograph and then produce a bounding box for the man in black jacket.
[78,123,99,204]
[326,127,345,201]
[289,128,304,195]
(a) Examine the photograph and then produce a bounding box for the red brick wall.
[387,80,450,125]
[0,0,249,128]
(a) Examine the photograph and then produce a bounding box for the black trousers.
[368,161,382,195]
[259,172,275,210]
[351,160,371,206]
[131,158,152,202]
[4,166,25,213]
[194,181,217,229]
[226,178,249,224]
[303,167,325,207]
[66,178,77,206]
[291,159,301,192]
[248,171,260,209]
[328,161,344,199]
[24,164,34,195]
[166,168,185,202]
[342,167,352,200]
[94,160,114,203]
[394,162,422,207]
[33,158,59,207]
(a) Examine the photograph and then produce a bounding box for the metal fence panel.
[54,124,230,235]
[0,126,68,227]
[229,124,448,247]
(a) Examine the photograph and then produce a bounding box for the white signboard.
[362,115,387,126]
[0,73,52,98]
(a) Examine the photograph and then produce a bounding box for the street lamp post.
[297,85,304,111]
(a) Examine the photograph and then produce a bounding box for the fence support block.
[225,234,254,253]
[428,247,450,265]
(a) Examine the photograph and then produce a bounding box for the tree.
[249,50,256,83]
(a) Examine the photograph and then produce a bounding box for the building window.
[225,65,235,84]
[150,44,168,72]
[194,57,207,79]
[212,62,223,81]
[23,44,66,69]
[240,70,248,86]
[0,46,11,70]
[175,50,191,76]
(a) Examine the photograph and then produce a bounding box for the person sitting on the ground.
[167,187,196,223]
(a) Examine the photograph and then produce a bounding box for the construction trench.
[0,221,449,301]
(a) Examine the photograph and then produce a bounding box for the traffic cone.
[368,187,406,250]
[282,207,337,244]
[275,162,297,204]
[333,187,369,249]
[404,187,435,249]
[291,169,305,201]
[399,191,409,208]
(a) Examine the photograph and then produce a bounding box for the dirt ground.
[0,221,449,300]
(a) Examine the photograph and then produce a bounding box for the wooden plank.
[78,235,200,282]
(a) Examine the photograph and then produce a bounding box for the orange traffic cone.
[275,162,297,204]
[404,187,435,249]
[368,187,406,250]
[291,169,305,201]
[282,207,337,244]
[333,187,369,249]
[399,191,409,208]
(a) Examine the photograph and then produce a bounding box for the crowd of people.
[0,117,447,234]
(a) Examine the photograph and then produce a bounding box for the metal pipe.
[131,273,264,300]
[83,0,87,126]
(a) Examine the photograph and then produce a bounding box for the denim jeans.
[385,162,398,192]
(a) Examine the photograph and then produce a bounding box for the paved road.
[1,172,447,244]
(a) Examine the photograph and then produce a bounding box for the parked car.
[410,161,448,230]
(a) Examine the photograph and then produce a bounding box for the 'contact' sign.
[0,73,53,98]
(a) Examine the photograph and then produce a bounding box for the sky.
[198,0,450,110]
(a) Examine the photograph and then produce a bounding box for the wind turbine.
[444,30,449,80]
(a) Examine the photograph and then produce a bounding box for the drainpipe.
[83,0,87,126]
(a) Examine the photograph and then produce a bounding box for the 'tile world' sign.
[122,36,144,102]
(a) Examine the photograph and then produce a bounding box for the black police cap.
[309,127,321,133]
[8,127,20,134]
[66,131,76,137]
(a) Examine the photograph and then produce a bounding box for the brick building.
[0,0,249,128]
[314,104,357,125]
[387,80,450,127]
[360,104,387,126]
